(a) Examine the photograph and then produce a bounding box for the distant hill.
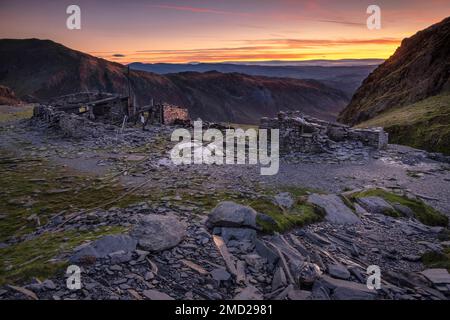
[0,39,349,123]
[338,17,450,154]
[129,61,380,98]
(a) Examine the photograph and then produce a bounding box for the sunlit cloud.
[149,4,252,17]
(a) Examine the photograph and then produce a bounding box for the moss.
[350,188,448,227]
[250,197,323,233]
[421,248,450,272]
[0,225,127,286]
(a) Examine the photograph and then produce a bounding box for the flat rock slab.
[356,196,395,214]
[327,263,351,280]
[320,275,377,300]
[131,214,186,252]
[307,194,361,225]
[233,285,263,300]
[142,289,174,300]
[421,269,450,285]
[70,234,137,263]
[206,201,257,229]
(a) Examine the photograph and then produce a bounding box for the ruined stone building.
[260,111,388,154]
[143,103,190,126]
[47,92,130,123]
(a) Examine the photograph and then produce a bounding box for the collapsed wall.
[260,111,388,154]
[32,105,117,138]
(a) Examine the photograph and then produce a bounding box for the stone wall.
[260,111,388,154]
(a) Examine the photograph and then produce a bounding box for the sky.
[1,0,449,64]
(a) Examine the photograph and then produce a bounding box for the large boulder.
[206,201,258,230]
[131,214,186,252]
[307,194,361,225]
[70,234,137,263]
[356,196,396,215]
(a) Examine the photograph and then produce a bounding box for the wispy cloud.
[99,37,401,63]
[149,4,252,17]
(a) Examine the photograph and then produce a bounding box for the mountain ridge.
[0,38,349,124]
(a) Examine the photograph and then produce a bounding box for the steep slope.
[339,16,450,125]
[356,94,450,154]
[166,71,347,123]
[0,39,348,123]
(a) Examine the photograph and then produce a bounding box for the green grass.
[357,94,450,154]
[0,225,127,286]
[421,248,450,272]
[350,188,448,227]
[0,105,33,122]
[0,150,150,242]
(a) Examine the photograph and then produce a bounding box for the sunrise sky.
[1,0,449,64]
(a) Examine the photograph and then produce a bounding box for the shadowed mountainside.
[0,39,349,123]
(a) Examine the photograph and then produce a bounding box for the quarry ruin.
[260,111,389,154]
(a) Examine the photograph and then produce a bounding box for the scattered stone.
[142,289,174,300]
[319,275,377,300]
[233,286,263,300]
[421,269,450,286]
[210,268,232,285]
[293,262,322,287]
[287,287,312,300]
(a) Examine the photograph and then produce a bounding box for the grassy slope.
[356,94,450,154]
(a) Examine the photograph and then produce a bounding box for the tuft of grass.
[421,248,450,272]
[0,225,127,286]
[350,188,448,227]
[356,94,450,155]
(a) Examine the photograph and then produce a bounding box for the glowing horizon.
[1,0,449,64]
